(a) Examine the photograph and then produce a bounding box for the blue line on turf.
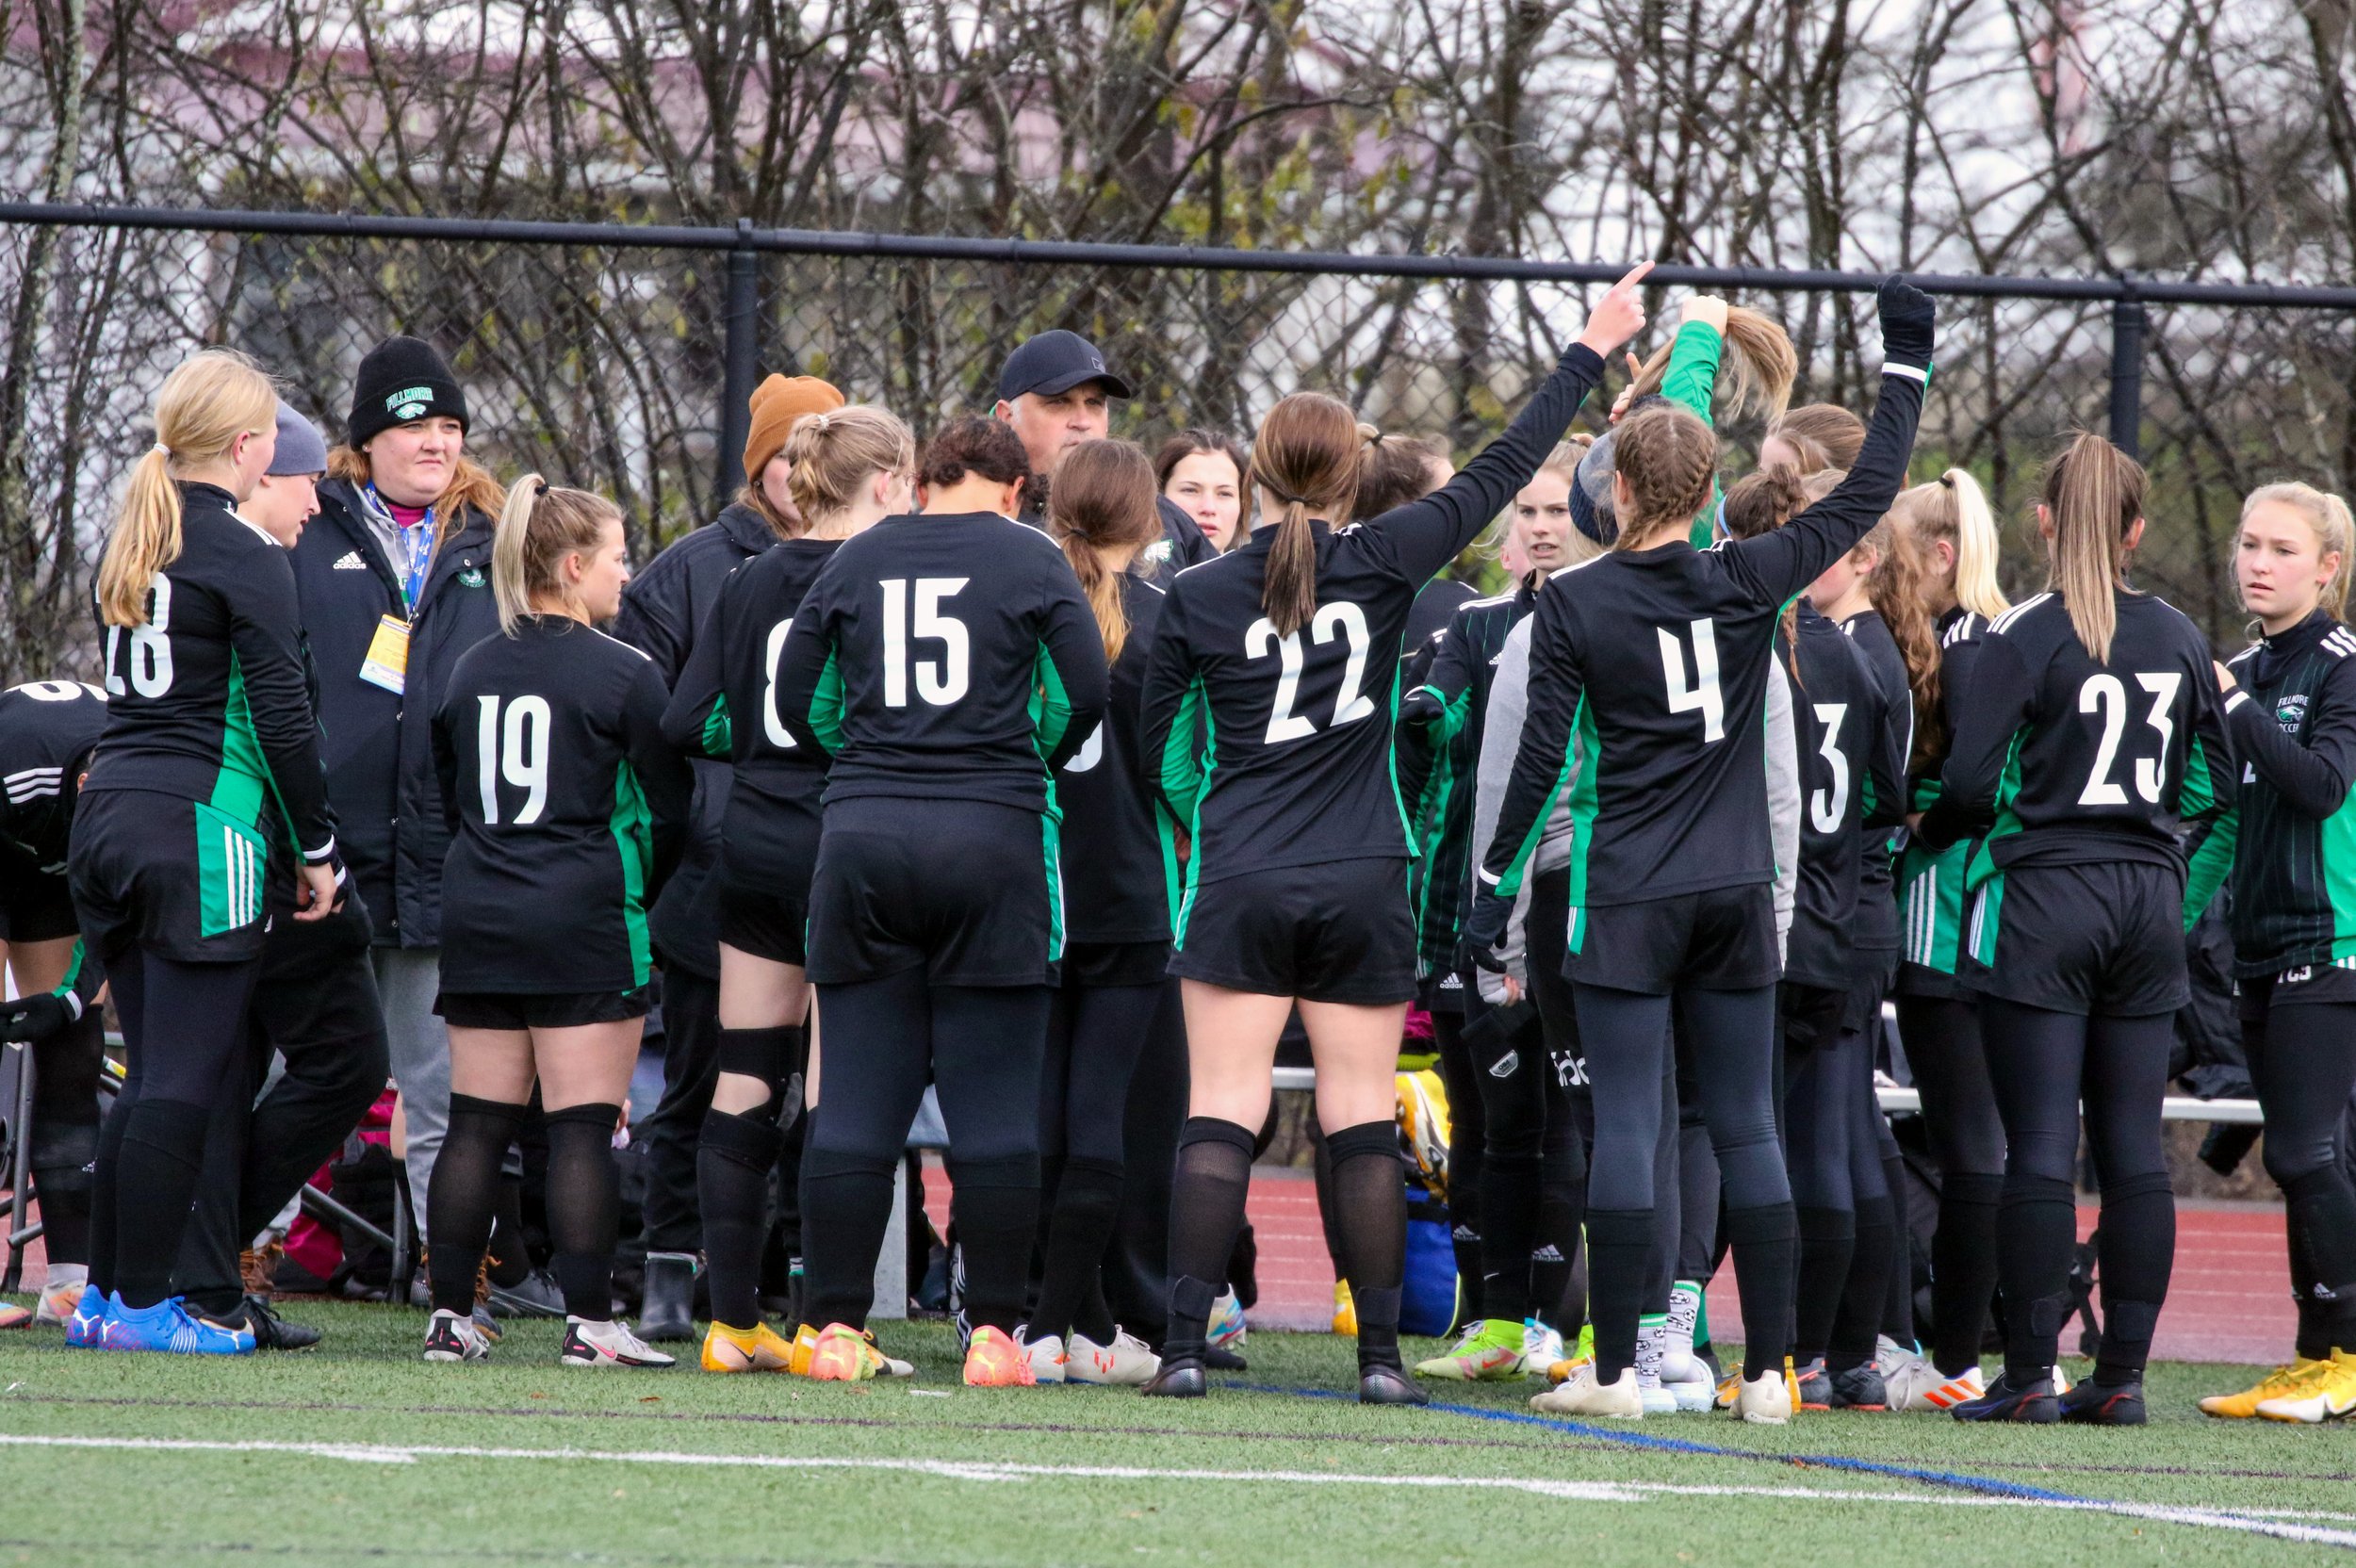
[1239,1383,2083,1503]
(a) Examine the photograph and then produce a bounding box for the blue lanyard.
[369,485,436,614]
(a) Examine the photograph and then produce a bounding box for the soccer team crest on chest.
[2278,693,2309,731]
[458,566,486,588]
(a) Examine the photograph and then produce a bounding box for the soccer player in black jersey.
[1918,433,2236,1425]
[1723,470,1907,1412]
[2197,482,2356,1422]
[423,479,693,1369]
[1469,278,1936,1423]
[1879,467,2016,1411]
[1021,439,1175,1386]
[662,406,916,1376]
[1136,262,1654,1404]
[0,678,109,1332]
[68,351,342,1356]
[773,416,1108,1387]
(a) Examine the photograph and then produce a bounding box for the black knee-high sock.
[1164,1118,1256,1360]
[698,1108,782,1331]
[1479,1152,1541,1325]
[2288,1212,2330,1362]
[2282,1165,2356,1355]
[1586,1208,1652,1381]
[2093,1171,2173,1386]
[1878,1151,1913,1345]
[1530,1156,1582,1331]
[427,1094,526,1316]
[1793,1206,1854,1363]
[486,1172,532,1287]
[1033,1155,1122,1343]
[1831,1194,1895,1373]
[1326,1120,1407,1371]
[1724,1200,1799,1380]
[1933,1171,2002,1375]
[1997,1172,2077,1382]
[110,1100,212,1309]
[801,1140,894,1332]
[950,1153,1040,1335]
[88,1094,129,1297]
[544,1103,624,1322]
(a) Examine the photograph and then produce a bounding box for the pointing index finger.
[1612,259,1656,294]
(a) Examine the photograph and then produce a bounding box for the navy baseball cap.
[996,331,1136,401]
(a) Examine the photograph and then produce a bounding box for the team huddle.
[7,260,2356,1429]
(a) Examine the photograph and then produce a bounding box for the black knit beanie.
[348,335,469,449]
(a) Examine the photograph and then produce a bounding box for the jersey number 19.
[474,694,551,825]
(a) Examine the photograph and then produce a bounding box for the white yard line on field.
[0,1432,2350,1549]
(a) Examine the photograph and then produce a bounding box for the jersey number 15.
[880,578,970,708]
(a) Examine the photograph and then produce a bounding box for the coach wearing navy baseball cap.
[992,329,1210,581]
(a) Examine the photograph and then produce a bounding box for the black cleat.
[237,1296,320,1350]
[1203,1345,1249,1372]
[1830,1362,1889,1411]
[2060,1379,2147,1426]
[1358,1364,1430,1406]
[1950,1372,2060,1423]
[1140,1357,1208,1398]
[1794,1357,1834,1411]
[638,1252,699,1342]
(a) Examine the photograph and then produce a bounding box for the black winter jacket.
[287,477,501,948]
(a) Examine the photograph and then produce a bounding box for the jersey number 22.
[1247,602,1375,745]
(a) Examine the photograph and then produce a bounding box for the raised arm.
[1463,583,1587,954]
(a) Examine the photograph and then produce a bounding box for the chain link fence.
[6,204,2355,683]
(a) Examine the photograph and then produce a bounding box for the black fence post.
[717,219,759,497]
[2108,283,2146,460]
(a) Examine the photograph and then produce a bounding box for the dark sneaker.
[1358,1364,1431,1406]
[1793,1357,1834,1410]
[1203,1345,1249,1372]
[487,1269,566,1319]
[1140,1356,1207,1398]
[1950,1371,2060,1423]
[2060,1379,2147,1426]
[1829,1362,1888,1411]
[237,1296,321,1350]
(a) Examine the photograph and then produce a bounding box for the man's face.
[996,384,1113,476]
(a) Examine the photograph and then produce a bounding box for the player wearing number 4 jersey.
[1917,433,2234,1425]
[1466,278,1936,1425]
[425,479,692,1370]
[774,416,1108,1388]
[1136,261,1657,1405]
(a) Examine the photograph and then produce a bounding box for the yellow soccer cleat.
[2201,1358,2331,1419]
[2256,1349,2356,1424]
[1333,1281,1358,1337]
[962,1325,1037,1387]
[700,1320,794,1373]
[805,1322,887,1382]
[788,1323,819,1376]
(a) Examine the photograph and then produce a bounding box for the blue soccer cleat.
[98,1294,256,1355]
[63,1283,106,1348]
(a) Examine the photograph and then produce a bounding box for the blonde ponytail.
[1628,306,1798,423]
[98,350,279,627]
[493,474,622,634]
[2040,433,2145,663]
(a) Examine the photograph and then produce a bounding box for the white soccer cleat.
[1068,1328,1160,1385]
[1521,1320,1565,1376]
[421,1307,491,1364]
[1021,1330,1070,1384]
[1735,1367,1794,1425]
[1531,1362,1644,1417]
[560,1316,677,1368]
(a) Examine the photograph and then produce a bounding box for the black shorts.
[718,883,809,967]
[0,843,77,944]
[254,948,386,1055]
[1417,968,1470,1016]
[1959,858,2186,1017]
[1779,979,1854,1053]
[1565,882,1779,995]
[2236,962,2356,1021]
[435,988,651,1030]
[68,787,273,963]
[805,796,1058,987]
[1170,856,1415,1005]
[1062,939,1173,989]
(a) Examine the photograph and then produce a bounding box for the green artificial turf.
[0,1302,2348,1566]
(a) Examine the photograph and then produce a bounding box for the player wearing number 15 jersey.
[1916,433,2234,1425]
[1134,262,1655,1406]
[773,416,1107,1387]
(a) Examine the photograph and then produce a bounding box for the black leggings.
[27,1004,104,1268]
[1030,977,1165,1343]
[1573,980,1792,1380]
[1896,994,2005,1375]
[1428,1003,1484,1317]
[1782,997,1890,1365]
[90,945,259,1308]
[2243,993,2356,1356]
[1980,997,2175,1385]
[1460,988,1584,1327]
[803,971,1049,1333]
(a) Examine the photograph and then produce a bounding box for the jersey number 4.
[1246,602,1375,745]
[2077,671,2180,806]
[474,694,551,825]
[880,578,969,708]
[1658,620,1725,743]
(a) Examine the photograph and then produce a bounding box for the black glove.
[1459,888,1512,970]
[1876,275,1936,371]
[0,991,74,1044]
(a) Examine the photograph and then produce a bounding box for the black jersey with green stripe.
[1399,584,1534,977]
[1916,588,2234,884]
[1,679,106,867]
[1896,605,1990,975]
[2216,610,2356,976]
[1052,572,1174,945]
[432,615,694,993]
[1472,365,1926,922]
[772,511,1108,813]
[1841,609,1912,952]
[660,538,838,871]
[80,482,336,865]
[1143,342,1608,892]
[1785,604,1906,991]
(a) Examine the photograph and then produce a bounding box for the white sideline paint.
[1,1433,2352,1548]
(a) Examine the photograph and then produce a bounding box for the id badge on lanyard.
[358,494,435,695]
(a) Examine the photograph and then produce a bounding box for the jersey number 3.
[2077,672,2180,806]
[1246,602,1375,745]
[474,694,551,825]
[1658,620,1725,743]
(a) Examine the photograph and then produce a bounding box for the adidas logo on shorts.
[333,551,368,570]
[1488,1049,1520,1079]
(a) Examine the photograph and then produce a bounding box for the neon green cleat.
[1415,1317,1527,1380]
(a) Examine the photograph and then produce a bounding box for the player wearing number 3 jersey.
[1134,261,1657,1404]
[1466,278,1936,1424]
[773,416,1108,1387]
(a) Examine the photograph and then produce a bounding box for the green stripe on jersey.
[1030,640,1074,767]
[611,760,655,987]
[1964,727,2030,890]
[700,694,732,759]
[211,652,268,826]
[1966,872,2005,969]
[1560,696,1600,908]
[1384,666,1415,852]
[807,646,846,754]
[1040,809,1066,963]
[1169,678,1216,947]
[2322,792,2356,963]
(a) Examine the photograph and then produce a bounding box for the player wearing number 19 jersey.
[1917,433,2234,1425]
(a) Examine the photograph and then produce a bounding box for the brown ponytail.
[99,350,280,628]
[1762,403,1867,475]
[1627,307,1798,422]
[2040,433,2146,663]
[1247,393,1367,638]
[1047,439,1162,663]
[1720,468,1812,682]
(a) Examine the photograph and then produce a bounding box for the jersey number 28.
[1246,602,1375,745]
[101,573,174,699]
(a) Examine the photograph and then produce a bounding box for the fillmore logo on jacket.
[2277,693,2309,731]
